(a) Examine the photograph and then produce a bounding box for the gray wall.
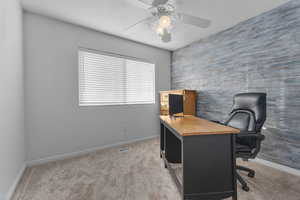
[24,12,171,161]
[172,0,300,169]
[0,0,25,199]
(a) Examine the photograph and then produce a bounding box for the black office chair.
[217,93,267,191]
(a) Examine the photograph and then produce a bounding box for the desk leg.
[232,135,237,200]
[165,127,182,164]
[160,123,164,158]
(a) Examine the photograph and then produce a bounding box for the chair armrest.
[237,133,265,140]
[211,120,224,125]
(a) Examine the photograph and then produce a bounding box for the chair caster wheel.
[242,185,250,192]
[248,172,255,178]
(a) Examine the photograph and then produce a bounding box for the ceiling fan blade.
[178,13,211,28]
[125,0,152,10]
[124,16,156,31]
[152,0,168,7]
[136,0,152,6]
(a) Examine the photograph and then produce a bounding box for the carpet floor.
[12,138,300,200]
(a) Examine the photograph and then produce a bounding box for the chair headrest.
[231,93,266,131]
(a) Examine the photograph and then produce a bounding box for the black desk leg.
[232,135,237,200]
[165,127,182,164]
[160,123,164,158]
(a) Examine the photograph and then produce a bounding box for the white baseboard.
[27,135,158,167]
[253,158,300,177]
[6,164,26,200]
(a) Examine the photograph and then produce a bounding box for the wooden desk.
[160,115,240,200]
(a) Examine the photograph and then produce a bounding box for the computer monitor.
[169,94,183,117]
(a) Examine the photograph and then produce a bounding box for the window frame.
[78,47,156,107]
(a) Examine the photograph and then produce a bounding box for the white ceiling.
[21,0,290,51]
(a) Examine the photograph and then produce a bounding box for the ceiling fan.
[125,0,211,43]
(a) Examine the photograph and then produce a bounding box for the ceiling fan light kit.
[156,25,171,42]
[159,15,171,28]
[161,28,172,42]
[126,0,211,43]
[156,13,175,41]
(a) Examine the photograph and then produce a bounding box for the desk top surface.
[160,115,240,136]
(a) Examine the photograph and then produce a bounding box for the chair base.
[236,165,255,192]
[237,165,255,177]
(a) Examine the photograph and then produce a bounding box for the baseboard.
[253,158,300,177]
[6,164,26,200]
[27,135,158,167]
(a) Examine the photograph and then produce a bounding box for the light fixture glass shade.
[149,13,178,43]
[161,29,171,43]
[156,25,164,35]
[159,15,171,28]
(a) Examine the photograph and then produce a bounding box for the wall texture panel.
[172,0,300,169]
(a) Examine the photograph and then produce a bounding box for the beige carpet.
[12,138,300,200]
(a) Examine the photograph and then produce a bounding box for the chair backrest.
[225,93,266,148]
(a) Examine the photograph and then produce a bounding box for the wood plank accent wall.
[171,0,300,169]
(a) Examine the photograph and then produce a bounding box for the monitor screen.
[169,94,183,116]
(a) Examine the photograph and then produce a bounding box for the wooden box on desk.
[159,89,197,116]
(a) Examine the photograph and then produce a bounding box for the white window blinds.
[79,49,155,106]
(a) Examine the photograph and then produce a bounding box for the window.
[79,49,155,106]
